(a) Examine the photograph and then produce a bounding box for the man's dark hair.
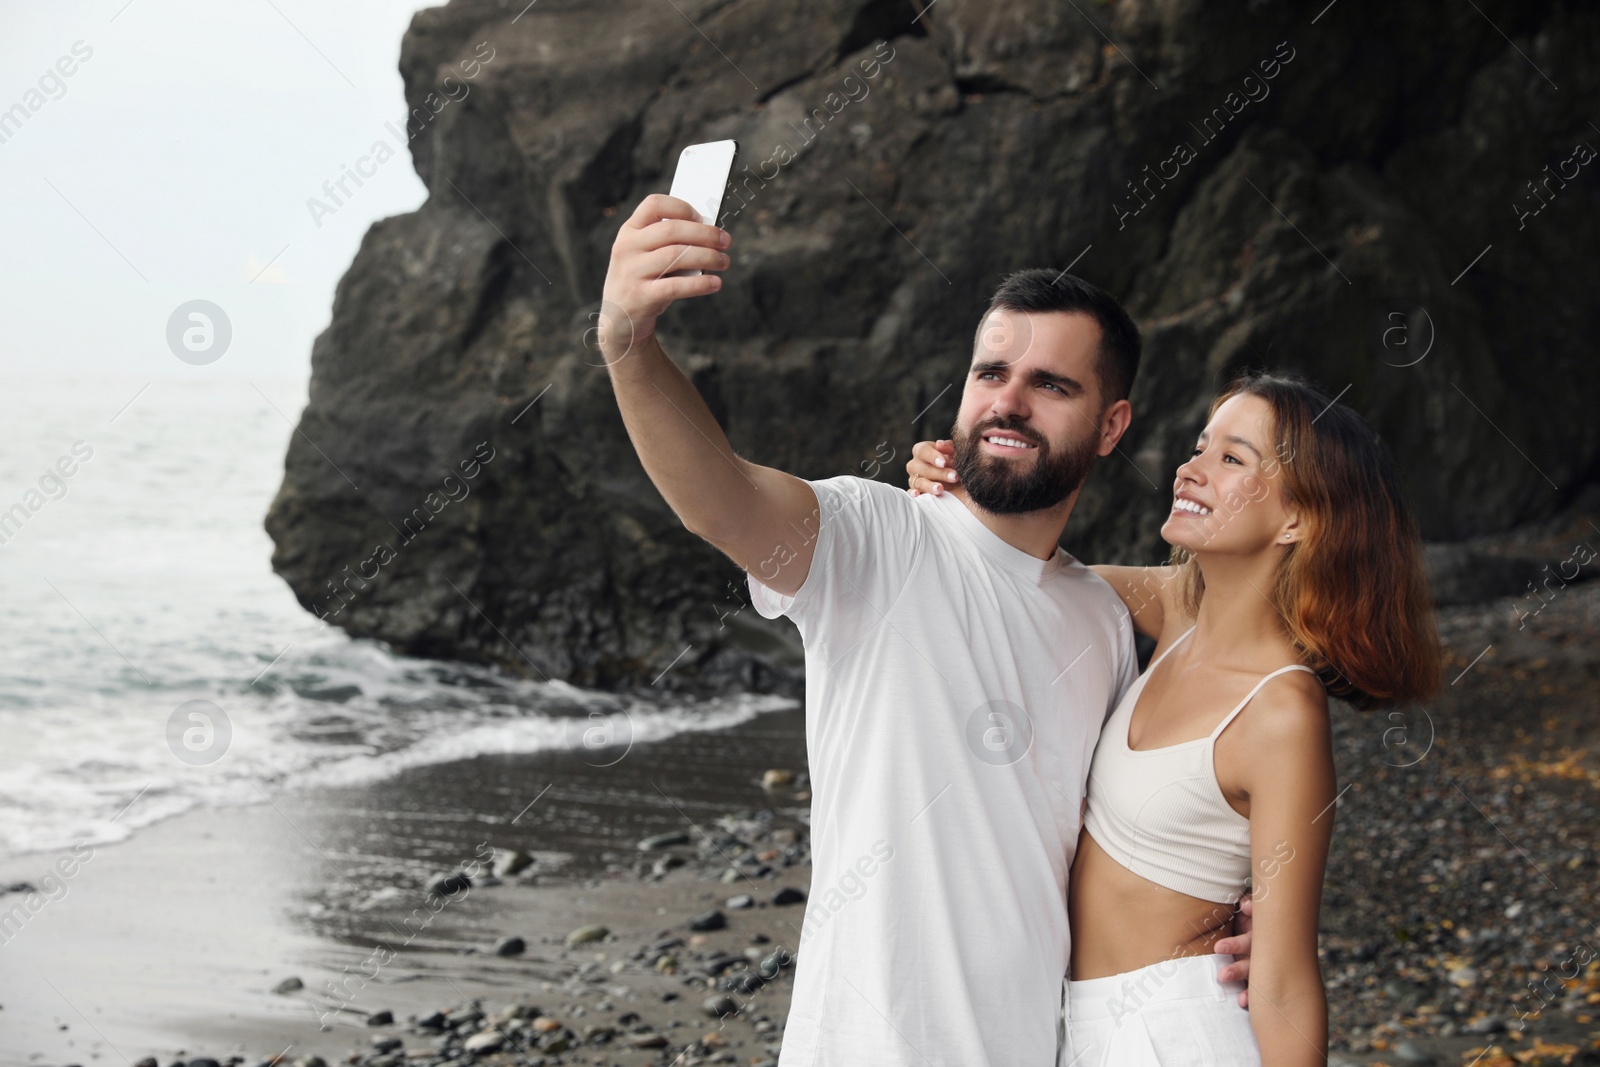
[980,269,1142,406]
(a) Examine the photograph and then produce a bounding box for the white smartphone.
[665,139,739,277]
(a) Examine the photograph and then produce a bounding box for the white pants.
[1059,953,1260,1067]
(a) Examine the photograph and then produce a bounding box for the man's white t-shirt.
[746,475,1138,1067]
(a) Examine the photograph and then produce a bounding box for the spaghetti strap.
[1209,663,1318,740]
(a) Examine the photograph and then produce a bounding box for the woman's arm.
[1086,564,1184,639]
[1231,679,1336,1066]
[904,439,1181,638]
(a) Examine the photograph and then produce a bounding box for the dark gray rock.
[427,871,472,898]
[688,909,727,931]
[701,952,746,975]
[492,935,526,957]
[772,886,806,906]
[703,994,741,1018]
[266,1,1600,687]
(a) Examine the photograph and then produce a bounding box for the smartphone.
[665,139,739,277]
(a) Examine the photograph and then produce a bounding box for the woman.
[906,372,1440,1065]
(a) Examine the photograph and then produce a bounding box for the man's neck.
[946,483,1076,561]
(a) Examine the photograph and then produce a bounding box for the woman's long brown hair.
[1171,372,1443,709]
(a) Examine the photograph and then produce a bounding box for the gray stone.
[638,831,691,851]
[493,935,526,957]
[1392,1041,1436,1065]
[703,994,740,1018]
[492,848,535,877]
[566,923,609,946]
[689,909,727,931]
[463,1030,505,1053]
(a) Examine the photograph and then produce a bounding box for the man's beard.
[951,415,1099,514]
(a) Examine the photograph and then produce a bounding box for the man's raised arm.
[597,193,820,597]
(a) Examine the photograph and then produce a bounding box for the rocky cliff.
[266,0,1600,692]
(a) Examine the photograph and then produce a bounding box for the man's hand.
[1214,893,1253,1008]
[597,193,730,361]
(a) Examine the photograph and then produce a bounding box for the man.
[597,194,1237,1065]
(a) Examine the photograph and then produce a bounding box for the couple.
[597,194,1440,1065]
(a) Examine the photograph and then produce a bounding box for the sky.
[0,0,437,379]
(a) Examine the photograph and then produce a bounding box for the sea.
[0,373,795,864]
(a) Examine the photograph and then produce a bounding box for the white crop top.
[1082,626,1317,904]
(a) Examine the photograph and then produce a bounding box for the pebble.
[689,909,727,931]
[271,976,303,994]
[1391,1040,1435,1064]
[703,994,740,1017]
[771,887,806,906]
[492,848,535,877]
[761,769,795,790]
[638,831,691,851]
[492,935,526,957]
[462,1031,504,1053]
[426,871,471,897]
[727,894,754,909]
[652,855,686,876]
[701,952,745,975]
[365,1009,394,1026]
[726,972,764,994]
[565,923,609,946]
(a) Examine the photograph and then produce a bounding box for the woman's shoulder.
[1234,662,1330,745]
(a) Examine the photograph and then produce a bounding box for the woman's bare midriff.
[1069,828,1237,980]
